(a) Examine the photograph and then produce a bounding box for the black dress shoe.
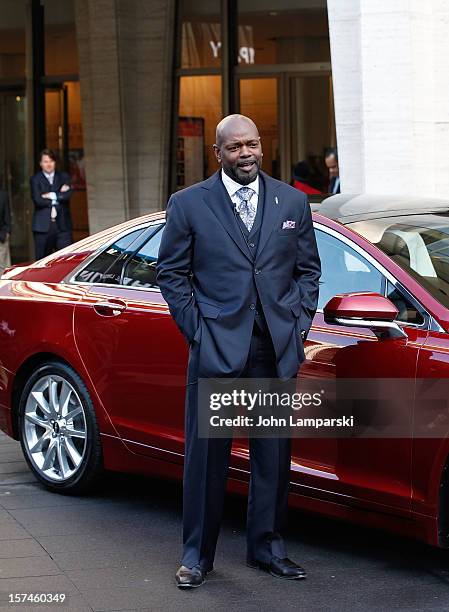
[175,564,206,588]
[246,556,306,580]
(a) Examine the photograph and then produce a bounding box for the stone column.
[74,0,175,234]
[327,0,447,196]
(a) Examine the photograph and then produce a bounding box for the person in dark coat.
[30,148,73,260]
[324,146,340,194]
[0,186,11,275]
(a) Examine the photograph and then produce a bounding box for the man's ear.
[212,144,221,163]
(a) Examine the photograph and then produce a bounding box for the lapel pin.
[275,196,279,204]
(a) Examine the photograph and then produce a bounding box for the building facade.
[1,0,337,263]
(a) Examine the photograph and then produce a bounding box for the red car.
[1,193,449,550]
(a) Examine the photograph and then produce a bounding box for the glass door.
[45,87,68,168]
[283,73,336,196]
[0,92,30,263]
[238,77,280,179]
[45,81,88,242]
[238,72,336,194]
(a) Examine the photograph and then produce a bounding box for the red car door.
[413,330,449,522]
[73,224,188,463]
[290,225,429,515]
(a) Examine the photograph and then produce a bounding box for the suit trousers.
[33,220,72,261]
[181,320,294,570]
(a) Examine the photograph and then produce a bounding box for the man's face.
[40,155,56,174]
[325,154,339,178]
[213,121,263,185]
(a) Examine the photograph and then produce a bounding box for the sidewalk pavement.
[0,429,448,612]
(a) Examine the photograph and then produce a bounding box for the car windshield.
[348,213,449,309]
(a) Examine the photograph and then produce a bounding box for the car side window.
[122,224,165,288]
[73,227,145,284]
[386,281,425,325]
[316,229,383,309]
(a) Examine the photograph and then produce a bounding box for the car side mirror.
[323,292,407,339]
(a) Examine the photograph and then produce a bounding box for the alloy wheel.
[22,374,87,481]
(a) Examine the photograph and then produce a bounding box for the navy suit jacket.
[156,169,321,380]
[30,170,73,233]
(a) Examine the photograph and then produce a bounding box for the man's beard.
[224,160,260,185]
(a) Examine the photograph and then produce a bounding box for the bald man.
[156,114,321,588]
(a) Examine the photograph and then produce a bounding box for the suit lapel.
[41,171,58,189]
[201,170,253,262]
[255,170,283,260]
[201,169,283,262]
[52,171,62,190]
[41,172,50,188]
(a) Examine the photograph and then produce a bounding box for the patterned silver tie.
[235,186,257,231]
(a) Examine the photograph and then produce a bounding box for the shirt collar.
[43,171,55,179]
[221,168,259,198]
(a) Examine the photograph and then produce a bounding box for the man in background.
[324,147,340,194]
[0,183,11,275]
[30,148,73,261]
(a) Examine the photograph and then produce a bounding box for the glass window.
[316,230,383,310]
[237,0,330,66]
[179,0,221,69]
[349,214,449,311]
[122,225,165,289]
[386,281,424,326]
[0,0,26,80]
[177,76,221,187]
[44,0,78,76]
[73,227,146,284]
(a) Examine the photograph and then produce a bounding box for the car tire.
[18,360,104,495]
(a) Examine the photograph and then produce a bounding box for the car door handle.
[93,301,127,317]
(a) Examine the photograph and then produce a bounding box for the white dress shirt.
[221,169,259,215]
[43,171,58,219]
[43,170,55,184]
